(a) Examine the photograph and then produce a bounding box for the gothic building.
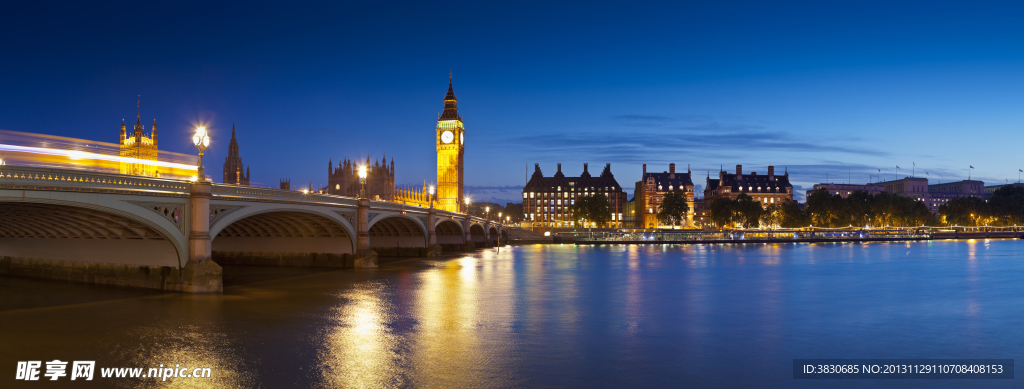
[436,74,465,213]
[328,155,395,200]
[223,123,250,185]
[119,98,159,176]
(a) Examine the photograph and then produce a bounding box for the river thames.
[2,240,1021,388]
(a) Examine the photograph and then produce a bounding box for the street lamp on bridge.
[192,126,210,182]
[358,165,367,199]
[428,185,435,208]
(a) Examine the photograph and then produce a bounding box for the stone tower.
[223,122,250,185]
[119,96,159,176]
[436,74,465,213]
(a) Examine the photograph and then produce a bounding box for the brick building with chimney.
[522,163,628,229]
[634,163,695,228]
[704,165,794,205]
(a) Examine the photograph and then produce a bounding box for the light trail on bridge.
[0,130,199,179]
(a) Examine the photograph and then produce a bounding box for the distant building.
[984,182,1024,194]
[280,178,290,190]
[692,198,710,228]
[928,180,987,212]
[522,163,628,228]
[876,176,931,210]
[623,197,638,227]
[634,163,695,228]
[704,165,794,205]
[328,156,395,200]
[805,183,883,199]
[222,123,250,185]
[119,98,159,177]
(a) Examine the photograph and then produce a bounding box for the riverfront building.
[522,163,628,228]
[805,183,883,199]
[704,165,794,205]
[984,182,1024,194]
[875,177,989,214]
[634,163,696,228]
[928,180,987,211]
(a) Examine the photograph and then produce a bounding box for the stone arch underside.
[0,202,179,267]
[369,216,426,248]
[470,224,486,244]
[435,220,465,244]
[213,211,353,254]
[488,227,499,243]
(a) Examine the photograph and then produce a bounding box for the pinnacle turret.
[439,74,461,121]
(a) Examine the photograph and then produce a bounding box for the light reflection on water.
[1,241,1023,388]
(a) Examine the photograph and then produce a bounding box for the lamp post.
[192,126,210,182]
[428,185,435,208]
[358,165,367,199]
[465,197,471,214]
[486,206,490,221]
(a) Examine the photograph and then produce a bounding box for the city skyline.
[2,1,1023,203]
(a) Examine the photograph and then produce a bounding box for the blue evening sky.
[1,0,1022,202]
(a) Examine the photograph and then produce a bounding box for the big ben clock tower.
[436,74,465,213]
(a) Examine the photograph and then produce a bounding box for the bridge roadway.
[0,166,505,293]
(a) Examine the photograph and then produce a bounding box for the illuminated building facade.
[704,165,794,204]
[634,163,696,228]
[119,100,159,177]
[328,156,395,200]
[222,123,250,185]
[436,76,465,213]
[522,163,628,228]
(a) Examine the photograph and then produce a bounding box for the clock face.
[460,132,464,145]
[441,130,454,144]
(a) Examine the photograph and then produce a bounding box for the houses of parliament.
[117,75,466,212]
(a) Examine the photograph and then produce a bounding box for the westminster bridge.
[0,166,505,293]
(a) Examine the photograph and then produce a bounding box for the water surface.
[2,240,1021,388]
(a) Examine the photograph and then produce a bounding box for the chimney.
[557,163,562,173]
[584,163,589,174]
[669,163,676,179]
[736,164,743,177]
[643,164,647,175]
[768,166,775,180]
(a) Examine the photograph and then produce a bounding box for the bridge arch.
[210,206,356,254]
[0,198,188,267]
[488,226,499,245]
[434,219,465,245]
[368,213,428,248]
[469,224,486,244]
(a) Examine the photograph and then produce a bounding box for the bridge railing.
[0,165,190,194]
[0,166,502,226]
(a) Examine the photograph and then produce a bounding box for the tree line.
[938,185,1024,226]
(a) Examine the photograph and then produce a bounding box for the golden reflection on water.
[314,251,521,388]
[318,284,402,388]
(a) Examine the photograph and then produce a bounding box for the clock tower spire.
[436,74,465,213]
